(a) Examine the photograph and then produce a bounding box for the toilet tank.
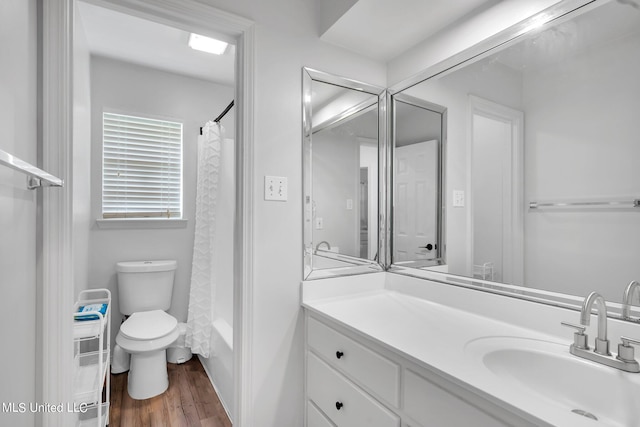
[116,260,177,315]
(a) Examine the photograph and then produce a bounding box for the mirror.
[391,94,446,268]
[391,0,640,305]
[303,68,385,279]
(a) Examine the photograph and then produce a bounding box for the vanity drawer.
[403,369,510,427]
[307,352,400,427]
[308,317,400,406]
[308,400,336,427]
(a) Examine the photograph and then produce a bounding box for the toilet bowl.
[116,259,179,400]
[116,310,179,399]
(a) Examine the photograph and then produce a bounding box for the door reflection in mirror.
[392,95,446,268]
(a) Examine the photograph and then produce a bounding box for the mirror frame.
[386,0,640,320]
[302,67,388,280]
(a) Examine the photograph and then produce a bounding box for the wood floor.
[109,358,231,427]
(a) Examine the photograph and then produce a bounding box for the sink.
[465,336,640,426]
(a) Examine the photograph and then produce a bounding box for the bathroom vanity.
[302,273,640,427]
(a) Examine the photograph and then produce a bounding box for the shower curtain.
[185,121,224,358]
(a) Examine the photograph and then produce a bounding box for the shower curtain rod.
[200,100,234,135]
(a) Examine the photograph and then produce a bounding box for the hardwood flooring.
[109,357,231,427]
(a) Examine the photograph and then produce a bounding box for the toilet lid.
[120,310,178,341]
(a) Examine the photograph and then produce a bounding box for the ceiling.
[321,0,497,62]
[76,1,235,86]
[76,0,499,86]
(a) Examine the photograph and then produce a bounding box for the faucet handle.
[561,322,589,349]
[617,336,640,363]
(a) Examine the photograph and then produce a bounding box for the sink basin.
[465,336,640,426]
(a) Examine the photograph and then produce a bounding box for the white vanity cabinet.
[305,312,529,427]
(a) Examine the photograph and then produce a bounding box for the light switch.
[315,218,323,230]
[346,199,353,210]
[264,176,288,201]
[453,190,465,207]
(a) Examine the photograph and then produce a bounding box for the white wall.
[0,1,38,425]
[312,129,359,256]
[73,3,92,298]
[86,56,235,346]
[522,29,640,301]
[197,1,386,424]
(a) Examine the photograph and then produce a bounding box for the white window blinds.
[102,112,183,219]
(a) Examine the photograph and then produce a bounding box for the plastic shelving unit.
[73,289,111,427]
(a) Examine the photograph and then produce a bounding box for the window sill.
[96,218,188,230]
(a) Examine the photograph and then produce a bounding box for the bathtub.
[199,318,233,420]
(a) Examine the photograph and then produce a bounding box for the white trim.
[48,1,255,426]
[467,95,524,285]
[234,24,256,427]
[95,218,188,229]
[41,1,75,426]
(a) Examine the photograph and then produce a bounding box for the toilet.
[115,260,180,400]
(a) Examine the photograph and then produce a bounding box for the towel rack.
[0,148,63,189]
[529,199,640,210]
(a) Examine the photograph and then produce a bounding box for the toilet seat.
[120,310,178,340]
[116,310,179,355]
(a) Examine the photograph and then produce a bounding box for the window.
[102,112,183,219]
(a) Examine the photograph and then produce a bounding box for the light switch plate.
[264,176,288,201]
[453,190,465,207]
[346,199,353,210]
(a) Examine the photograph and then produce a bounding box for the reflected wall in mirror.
[391,95,446,268]
[303,68,385,279]
[394,0,640,303]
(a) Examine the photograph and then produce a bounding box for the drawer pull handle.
[335,401,343,410]
[336,351,344,359]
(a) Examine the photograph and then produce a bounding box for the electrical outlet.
[264,176,288,201]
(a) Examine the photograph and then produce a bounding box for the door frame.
[467,95,524,284]
[42,0,255,425]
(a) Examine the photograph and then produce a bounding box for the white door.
[394,140,438,262]
[469,96,524,284]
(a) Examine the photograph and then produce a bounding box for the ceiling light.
[188,33,228,55]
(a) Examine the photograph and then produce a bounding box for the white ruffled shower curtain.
[185,121,224,358]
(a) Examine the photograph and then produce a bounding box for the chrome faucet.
[315,241,331,252]
[622,280,640,321]
[580,292,610,355]
[562,292,640,373]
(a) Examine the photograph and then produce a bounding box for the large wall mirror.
[391,0,640,306]
[303,68,386,279]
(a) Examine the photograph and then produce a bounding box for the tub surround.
[302,272,640,426]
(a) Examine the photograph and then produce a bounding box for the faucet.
[315,241,331,252]
[579,292,610,355]
[562,292,640,372]
[622,280,640,321]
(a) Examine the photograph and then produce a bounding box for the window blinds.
[102,112,183,219]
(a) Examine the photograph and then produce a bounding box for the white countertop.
[302,272,640,427]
